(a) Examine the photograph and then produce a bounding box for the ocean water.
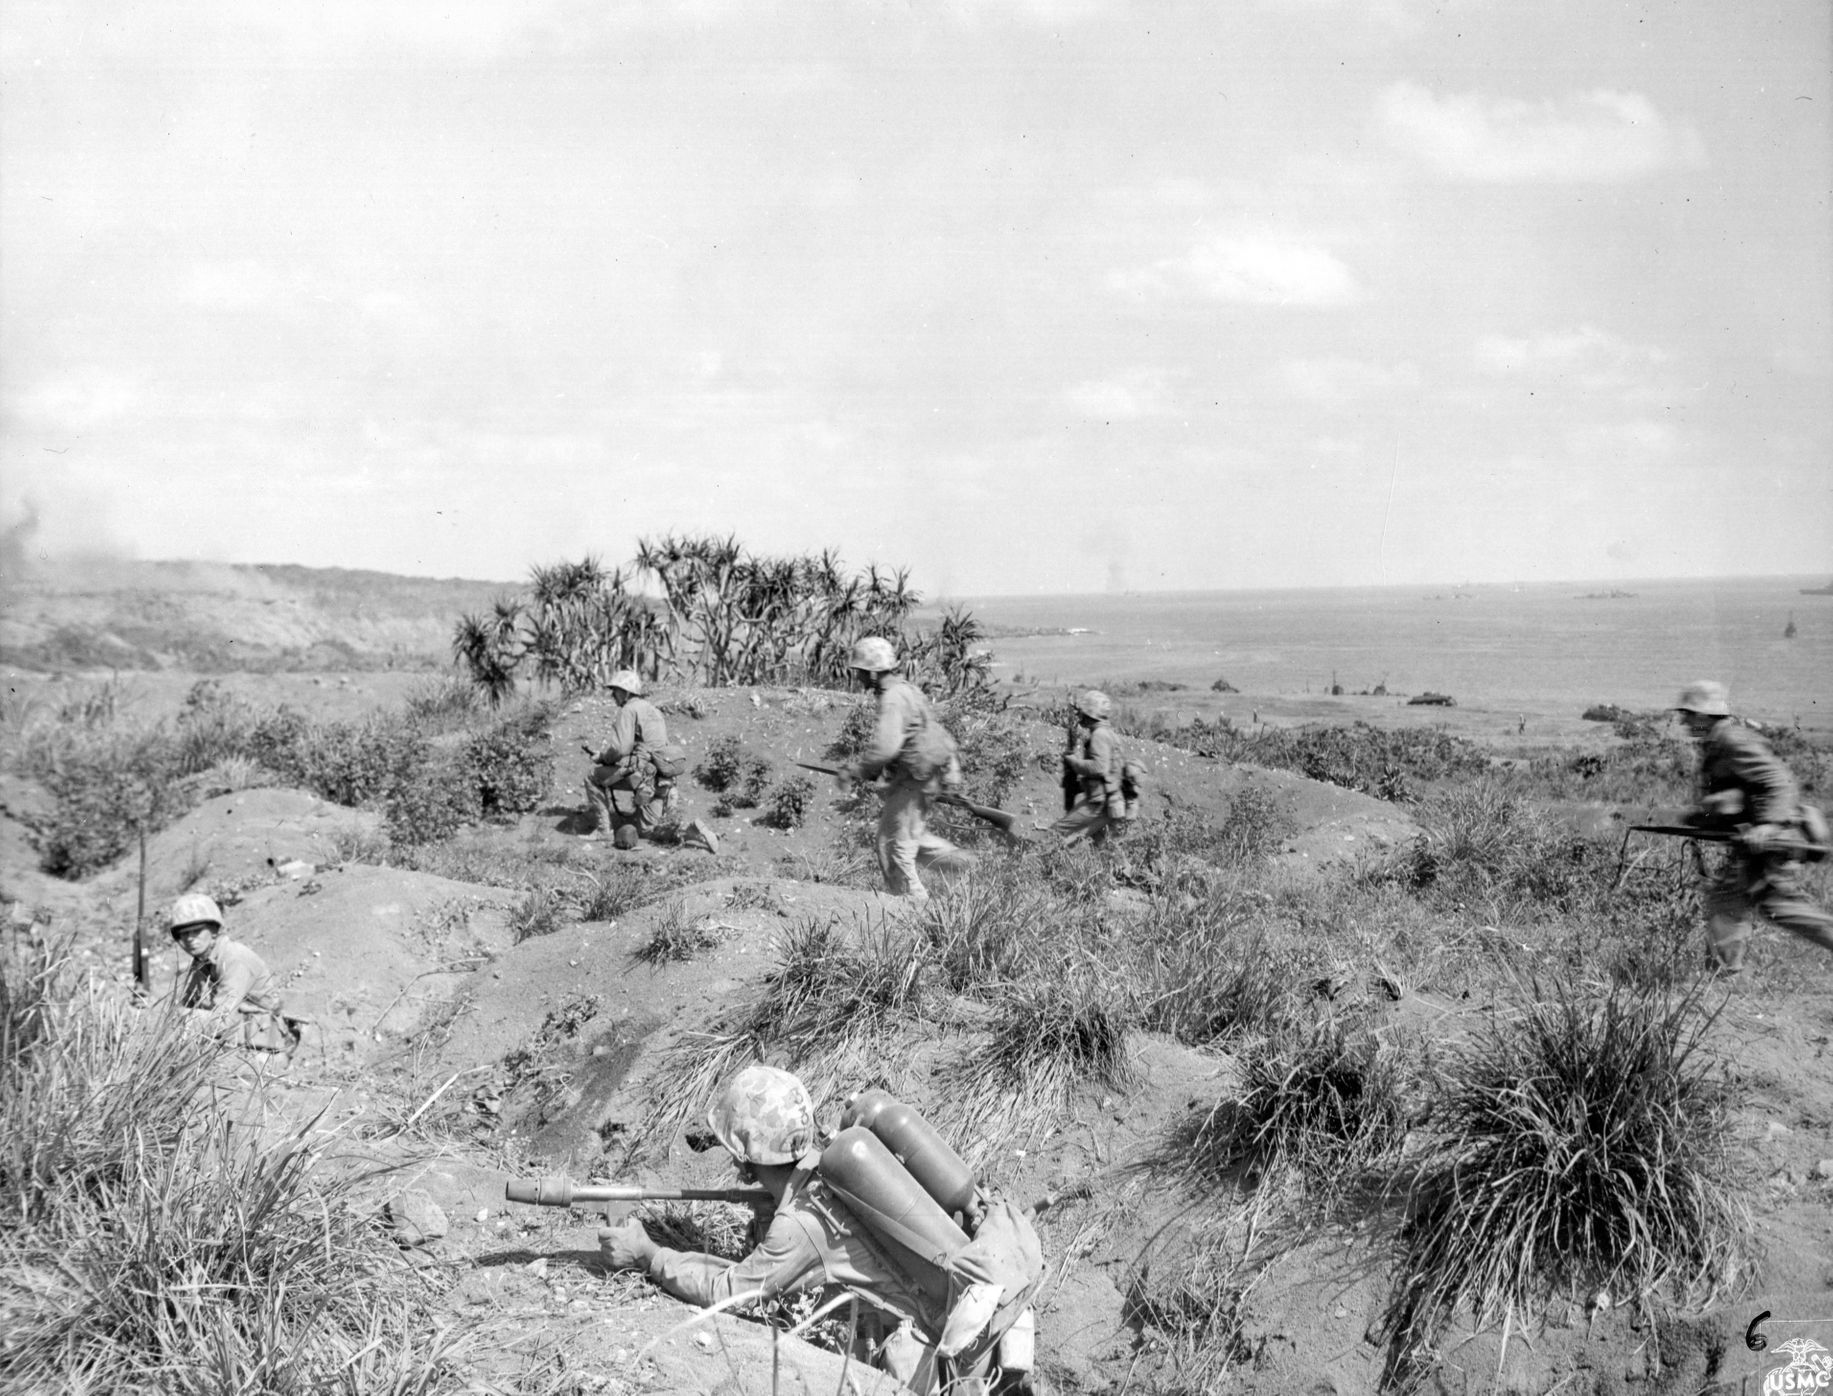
[955,575,1832,729]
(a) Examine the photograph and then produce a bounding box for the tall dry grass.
[0,933,473,1394]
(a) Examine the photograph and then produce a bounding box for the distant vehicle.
[1408,691,1456,707]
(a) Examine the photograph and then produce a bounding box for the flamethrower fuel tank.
[819,1126,968,1304]
[839,1089,979,1217]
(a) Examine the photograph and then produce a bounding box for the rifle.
[1611,822,1820,889]
[1061,712,1079,815]
[507,1177,771,1208]
[795,762,1024,840]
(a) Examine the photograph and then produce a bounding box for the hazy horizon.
[5,546,1828,604]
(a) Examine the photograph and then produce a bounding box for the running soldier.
[833,637,975,901]
[1673,680,1833,975]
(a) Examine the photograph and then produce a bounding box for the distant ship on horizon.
[1803,579,1833,596]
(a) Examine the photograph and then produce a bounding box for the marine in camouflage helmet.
[706,1064,817,1165]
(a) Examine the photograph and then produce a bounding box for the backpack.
[649,743,689,780]
[1120,758,1146,804]
[898,689,960,784]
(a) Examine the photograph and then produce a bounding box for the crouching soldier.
[598,1065,1042,1394]
[1674,680,1833,975]
[167,893,304,1056]
[586,669,716,853]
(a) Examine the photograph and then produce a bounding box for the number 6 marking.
[1746,1310,1771,1352]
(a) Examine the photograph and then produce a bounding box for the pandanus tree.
[452,534,993,701]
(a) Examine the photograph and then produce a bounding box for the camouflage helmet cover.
[607,670,644,697]
[706,1064,817,1165]
[1674,680,1730,717]
[848,636,899,673]
[168,892,224,934]
[1076,689,1112,721]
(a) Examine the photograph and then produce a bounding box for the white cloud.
[1474,326,1670,392]
[1280,356,1421,407]
[1112,235,1358,306]
[183,259,303,314]
[12,371,144,432]
[1062,368,1176,419]
[1568,418,1684,464]
[1378,82,1706,182]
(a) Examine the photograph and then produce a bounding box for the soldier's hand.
[598,1219,657,1271]
[1738,823,1787,856]
[835,763,860,791]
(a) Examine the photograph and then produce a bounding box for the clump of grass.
[1139,905,1325,1046]
[508,886,567,943]
[985,970,1133,1098]
[725,881,786,914]
[1180,1021,1407,1198]
[0,934,473,1392]
[759,774,816,830]
[1123,1242,1263,1387]
[636,913,930,1152]
[575,863,654,921]
[633,1199,759,1259]
[1382,976,1752,1376]
[633,898,728,964]
[1398,781,1609,921]
[919,864,1055,993]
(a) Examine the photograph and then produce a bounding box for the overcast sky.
[3,0,1829,595]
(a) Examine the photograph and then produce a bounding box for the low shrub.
[1400,783,1610,920]
[760,775,817,830]
[461,703,556,819]
[695,734,749,792]
[34,726,189,879]
[384,758,482,847]
[1382,977,1751,1374]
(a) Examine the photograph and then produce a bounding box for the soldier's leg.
[1702,869,1755,972]
[878,781,929,900]
[1755,861,1833,957]
[1050,800,1109,844]
[879,1322,941,1395]
[586,766,618,834]
[910,792,974,875]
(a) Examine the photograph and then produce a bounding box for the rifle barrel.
[1627,825,1735,841]
[506,1177,772,1207]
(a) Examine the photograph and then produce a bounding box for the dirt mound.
[95,787,382,910]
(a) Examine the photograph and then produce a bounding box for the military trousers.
[1705,853,1833,971]
[877,778,976,901]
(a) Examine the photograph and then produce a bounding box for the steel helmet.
[607,670,644,697]
[848,636,899,673]
[168,892,224,934]
[1076,689,1112,721]
[706,1064,817,1165]
[1674,680,1730,717]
